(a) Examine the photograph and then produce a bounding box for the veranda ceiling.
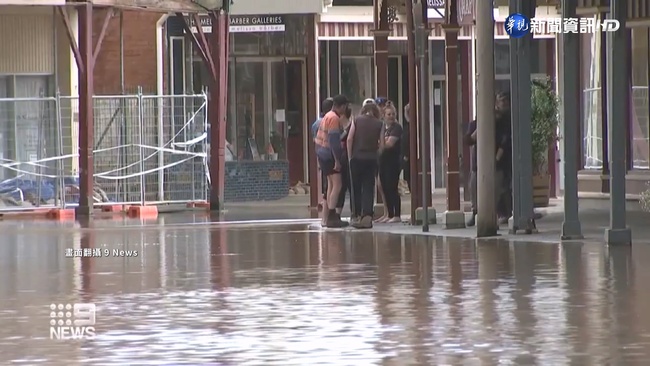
[76,0,207,12]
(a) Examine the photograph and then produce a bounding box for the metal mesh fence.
[0,92,208,211]
[0,97,61,209]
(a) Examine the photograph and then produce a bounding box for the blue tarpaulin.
[0,177,81,203]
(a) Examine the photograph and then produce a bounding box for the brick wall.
[224,161,290,202]
[92,9,165,95]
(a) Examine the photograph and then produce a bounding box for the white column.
[470,26,477,119]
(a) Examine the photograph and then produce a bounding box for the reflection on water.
[1,218,650,365]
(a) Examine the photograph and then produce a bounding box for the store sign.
[458,0,475,25]
[427,0,445,8]
[426,0,475,25]
[231,0,321,15]
[188,15,286,33]
[426,0,444,19]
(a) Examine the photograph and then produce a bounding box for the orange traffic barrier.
[46,208,76,220]
[101,205,124,213]
[186,201,210,209]
[126,205,158,218]
[194,201,210,209]
[0,208,50,220]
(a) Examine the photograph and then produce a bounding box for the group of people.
[464,91,514,227]
[312,90,514,230]
[312,95,408,229]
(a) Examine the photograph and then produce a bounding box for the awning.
[0,0,66,4]
[317,21,555,40]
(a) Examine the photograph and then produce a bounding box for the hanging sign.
[457,0,475,25]
[427,0,445,8]
[426,0,444,19]
[425,0,474,24]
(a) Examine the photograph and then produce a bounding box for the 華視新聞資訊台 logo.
[504,13,530,38]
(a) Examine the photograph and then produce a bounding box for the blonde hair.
[384,104,397,119]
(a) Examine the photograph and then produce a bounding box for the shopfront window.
[581,18,603,169]
[227,61,236,156]
[319,41,329,107]
[0,76,10,181]
[0,75,54,181]
[431,41,445,75]
[189,15,308,162]
[193,58,295,161]
[339,40,373,56]
[495,40,511,75]
[233,62,265,160]
[341,57,375,113]
[631,27,649,169]
[271,61,288,160]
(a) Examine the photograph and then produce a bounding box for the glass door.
[283,59,306,185]
[340,56,374,113]
[432,79,445,189]
[0,76,11,181]
[388,56,402,119]
[233,61,266,160]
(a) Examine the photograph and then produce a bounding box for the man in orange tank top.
[314,95,350,228]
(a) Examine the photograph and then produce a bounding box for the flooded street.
[1,215,650,365]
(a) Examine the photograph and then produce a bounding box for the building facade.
[165,1,325,188]
[4,0,648,207]
[0,5,74,182]
[318,3,557,189]
[576,13,650,197]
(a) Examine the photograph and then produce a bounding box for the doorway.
[284,59,306,185]
[198,58,307,184]
[432,79,444,189]
[340,56,374,113]
[388,56,404,120]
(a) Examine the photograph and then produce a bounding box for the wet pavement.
[2,215,650,365]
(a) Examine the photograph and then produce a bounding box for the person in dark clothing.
[463,91,513,227]
[464,118,479,227]
[347,103,385,229]
[402,103,412,191]
[336,106,353,215]
[377,104,404,223]
[495,91,512,224]
[313,98,334,213]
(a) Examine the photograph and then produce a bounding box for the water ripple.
[0,227,649,365]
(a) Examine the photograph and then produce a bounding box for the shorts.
[317,149,340,176]
[318,156,338,176]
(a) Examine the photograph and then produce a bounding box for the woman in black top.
[377,104,403,223]
[336,107,353,215]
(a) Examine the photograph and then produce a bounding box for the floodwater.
[1,214,650,365]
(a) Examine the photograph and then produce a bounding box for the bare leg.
[322,176,333,226]
[375,176,389,223]
[321,200,329,226]
[327,174,342,210]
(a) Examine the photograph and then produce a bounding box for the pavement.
[367,208,650,245]
[225,194,650,245]
[1,191,647,245]
[225,191,465,217]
